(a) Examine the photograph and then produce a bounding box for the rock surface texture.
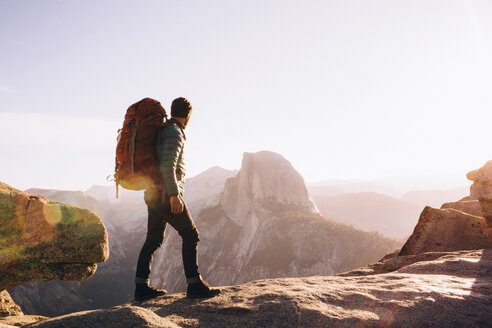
[0,291,22,317]
[399,207,492,255]
[0,182,108,291]
[24,249,492,328]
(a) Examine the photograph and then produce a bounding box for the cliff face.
[220,151,319,223]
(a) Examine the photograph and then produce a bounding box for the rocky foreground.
[4,249,488,328]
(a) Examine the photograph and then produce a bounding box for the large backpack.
[111,98,167,197]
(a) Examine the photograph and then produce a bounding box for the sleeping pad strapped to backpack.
[112,98,167,196]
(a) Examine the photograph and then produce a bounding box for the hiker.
[133,97,221,301]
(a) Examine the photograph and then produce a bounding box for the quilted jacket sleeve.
[158,125,185,197]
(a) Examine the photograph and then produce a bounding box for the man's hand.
[170,195,184,214]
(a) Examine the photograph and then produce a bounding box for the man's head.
[171,97,192,128]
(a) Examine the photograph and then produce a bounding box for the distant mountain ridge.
[401,187,469,208]
[308,181,401,198]
[308,177,469,199]
[313,192,421,239]
[308,179,469,238]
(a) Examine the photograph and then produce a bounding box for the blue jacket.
[157,119,186,197]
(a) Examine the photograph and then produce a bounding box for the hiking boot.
[134,284,167,302]
[186,280,221,298]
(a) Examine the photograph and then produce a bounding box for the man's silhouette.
[134,97,221,301]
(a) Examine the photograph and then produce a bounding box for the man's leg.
[134,190,168,301]
[162,201,200,280]
[164,199,220,298]
[135,205,168,283]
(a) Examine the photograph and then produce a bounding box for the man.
[134,97,221,301]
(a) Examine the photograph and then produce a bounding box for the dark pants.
[135,189,200,283]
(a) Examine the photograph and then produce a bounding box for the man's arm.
[159,126,184,198]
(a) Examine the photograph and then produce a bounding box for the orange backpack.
[111,98,167,197]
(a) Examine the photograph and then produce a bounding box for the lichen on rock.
[0,181,109,292]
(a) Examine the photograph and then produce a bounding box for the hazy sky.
[1,0,491,191]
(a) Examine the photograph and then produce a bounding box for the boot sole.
[134,291,167,302]
[186,290,221,298]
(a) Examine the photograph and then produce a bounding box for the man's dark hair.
[171,97,192,118]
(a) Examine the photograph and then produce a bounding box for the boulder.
[399,207,492,256]
[338,249,483,276]
[440,200,483,217]
[0,291,21,317]
[467,160,492,201]
[24,305,179,328]
[467,160,492,224]
[0,291,45,327]
[0,182,108,292]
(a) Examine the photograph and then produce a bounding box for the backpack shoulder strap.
[163,119,186,140]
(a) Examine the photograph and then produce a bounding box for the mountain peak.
[182,166,237,213]
[242,150,290,167]
[187,165,236,182]
[220,151,318,221]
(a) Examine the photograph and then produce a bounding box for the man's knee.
[144,232,165,248]
[181,227,200,244]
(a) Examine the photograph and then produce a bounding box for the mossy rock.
[0,182,108,291]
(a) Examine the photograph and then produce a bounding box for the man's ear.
[185,111,192,124]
